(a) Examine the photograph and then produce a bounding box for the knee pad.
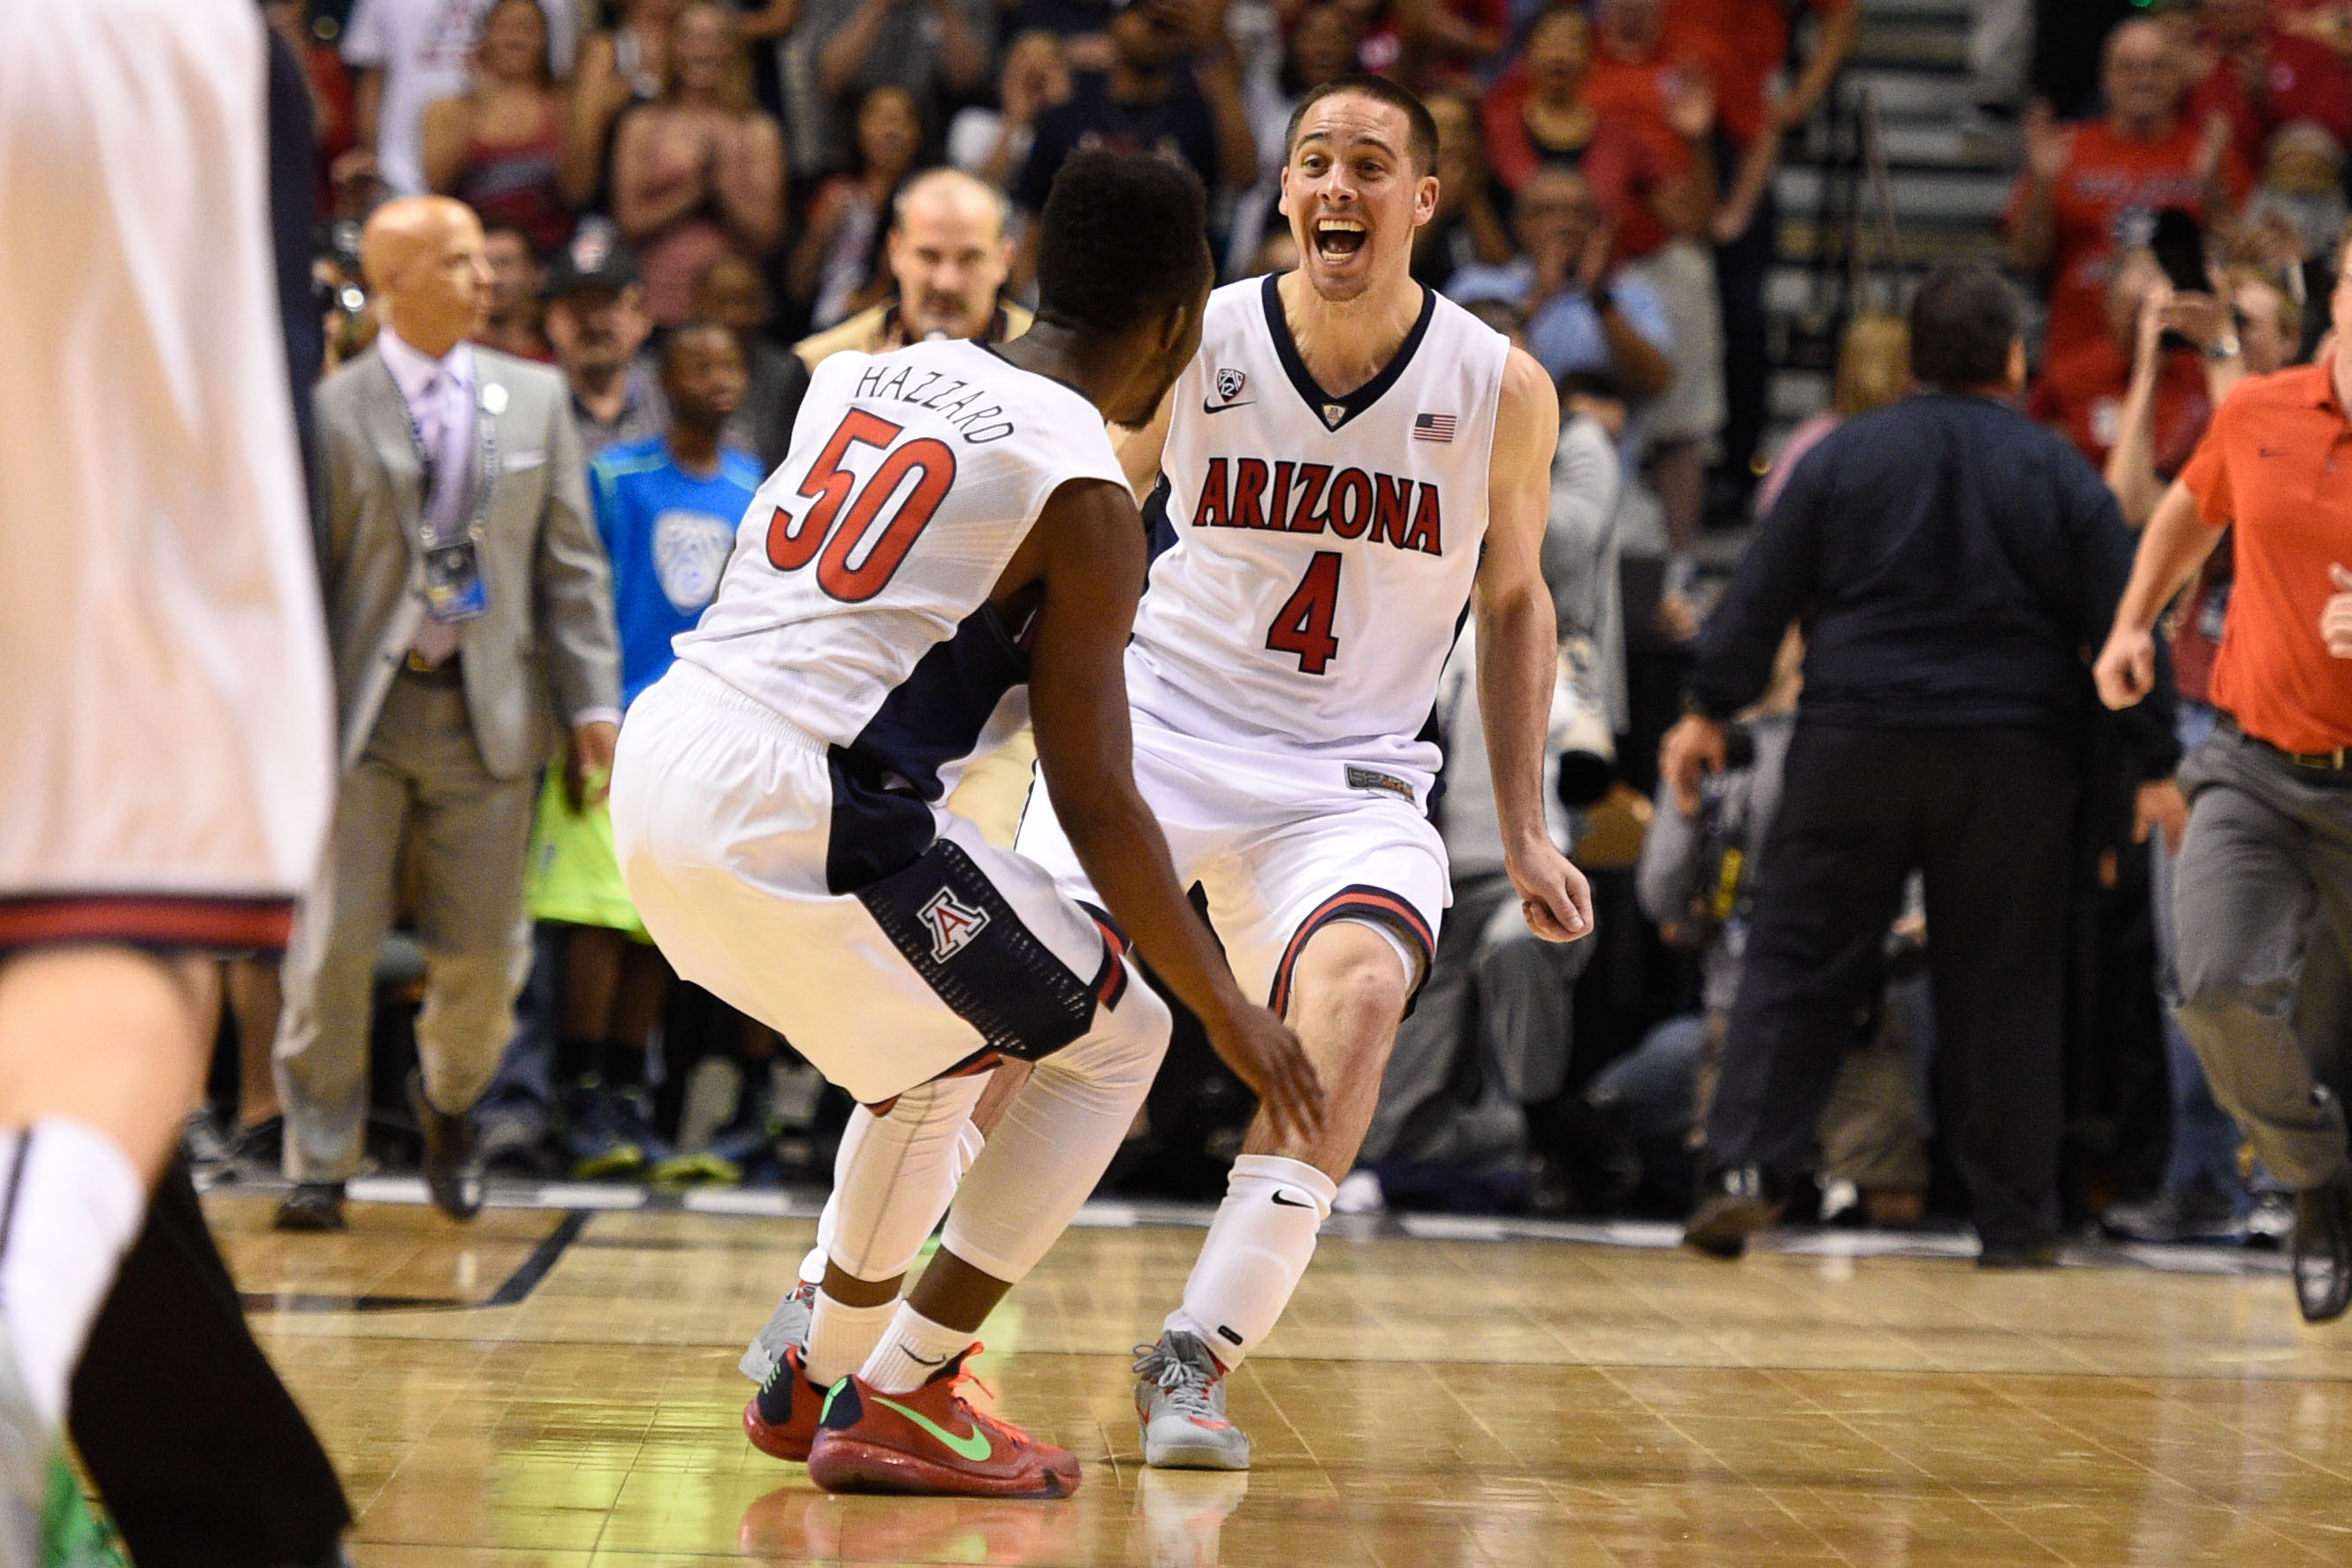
[823,1073,989,1283]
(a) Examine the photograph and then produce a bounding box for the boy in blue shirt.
[590,325,765,707]
[523,324,760,1176]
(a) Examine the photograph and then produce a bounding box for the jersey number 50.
[765,410,957,602]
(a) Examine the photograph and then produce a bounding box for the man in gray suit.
[275,195,621,1231]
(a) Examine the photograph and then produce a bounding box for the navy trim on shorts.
[854,837,1104,1063]
[1266,884,1436,1018]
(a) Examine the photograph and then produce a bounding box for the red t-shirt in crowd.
[2181,362,2352,754]
[1664,0,1853,148]
[1481,72,1688,259]
[2001,118,2249,361]
[2189,29,2352,163]
[2028,338,2211,476]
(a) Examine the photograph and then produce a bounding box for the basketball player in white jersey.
[0,0,337,1557]
[1016,74,1595,1469]
[611,150,1321,1499]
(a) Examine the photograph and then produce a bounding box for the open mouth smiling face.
[1281,93,1436,299]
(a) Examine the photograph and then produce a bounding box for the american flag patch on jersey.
[1413,413,1456,443]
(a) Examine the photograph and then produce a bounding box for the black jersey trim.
[1257,272,1437,434]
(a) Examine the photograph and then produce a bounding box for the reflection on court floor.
[206,1192,2352,1565]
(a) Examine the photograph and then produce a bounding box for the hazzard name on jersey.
[852,361,1016,445]
[1191,458,1442,555]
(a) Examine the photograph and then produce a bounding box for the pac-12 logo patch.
[917,888,991,962]
[1214,367,1247,403]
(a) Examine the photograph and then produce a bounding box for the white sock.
[0,1121,147,1427]
[1165,1154,1336,1370]
[859,1302,973,1394]
[803,1291,898,1389]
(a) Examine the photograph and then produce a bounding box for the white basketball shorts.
[1015,715,1450,1016]
[611,665,1132,1106]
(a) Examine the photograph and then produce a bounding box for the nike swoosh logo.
[873,1395,993,1461]
[905,1349,948,1367]
[1202,399,1256,415]
[1271,1191,1315,1208]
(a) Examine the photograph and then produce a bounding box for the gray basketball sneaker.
[1133,1331,1250,1471]
[739,1277,818,1385]
[0,1323,47,1568]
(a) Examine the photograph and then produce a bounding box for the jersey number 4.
[1265,551,1343,675]
[765,409,956,602]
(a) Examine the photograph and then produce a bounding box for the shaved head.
[360,196,479,293]
[362,197,491,354]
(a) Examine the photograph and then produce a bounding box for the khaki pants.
[274,676,537,1182]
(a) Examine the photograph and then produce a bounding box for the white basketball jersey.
[1129,277,1510,773]
[676,339,1125,793]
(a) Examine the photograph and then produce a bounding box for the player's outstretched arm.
[1475,348,1594,945]
[1021,476,1325,1141]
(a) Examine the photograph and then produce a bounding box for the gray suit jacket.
[313,346,620,780]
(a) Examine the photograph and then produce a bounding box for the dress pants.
[274,672,538,1182]
[1704,723,2078,1249]
[2171,726,2352,1190]
[70,1155,351,1566]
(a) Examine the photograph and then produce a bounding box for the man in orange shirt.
[2095,241,2352,1326]
[2006,18,2245,363]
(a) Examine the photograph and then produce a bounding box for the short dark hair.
[1034,149,1213,336]
[662,320,740,376]
[1284,74,1441,177]
[480,219,540,263]
[1907,263,2021,389]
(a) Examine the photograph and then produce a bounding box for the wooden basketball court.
[205,1185,2352,1565]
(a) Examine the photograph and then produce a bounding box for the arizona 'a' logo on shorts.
[917,887,991,962]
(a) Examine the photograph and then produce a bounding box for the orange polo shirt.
[2181,362,2352,753]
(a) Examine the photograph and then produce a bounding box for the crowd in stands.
[217,0,2352,1255]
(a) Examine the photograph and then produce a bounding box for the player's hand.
[1510,841,1593,944]
[2094,624,2157,709]
[2134,779,2189,857]
[2323,564,2352,658]
[1660,713,1728,817]
[567,719,620,811]
[1205,1001,1323,1145]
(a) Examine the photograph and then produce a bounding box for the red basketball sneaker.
[742,1343,827,1463]
[805,1347,1082,1499]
